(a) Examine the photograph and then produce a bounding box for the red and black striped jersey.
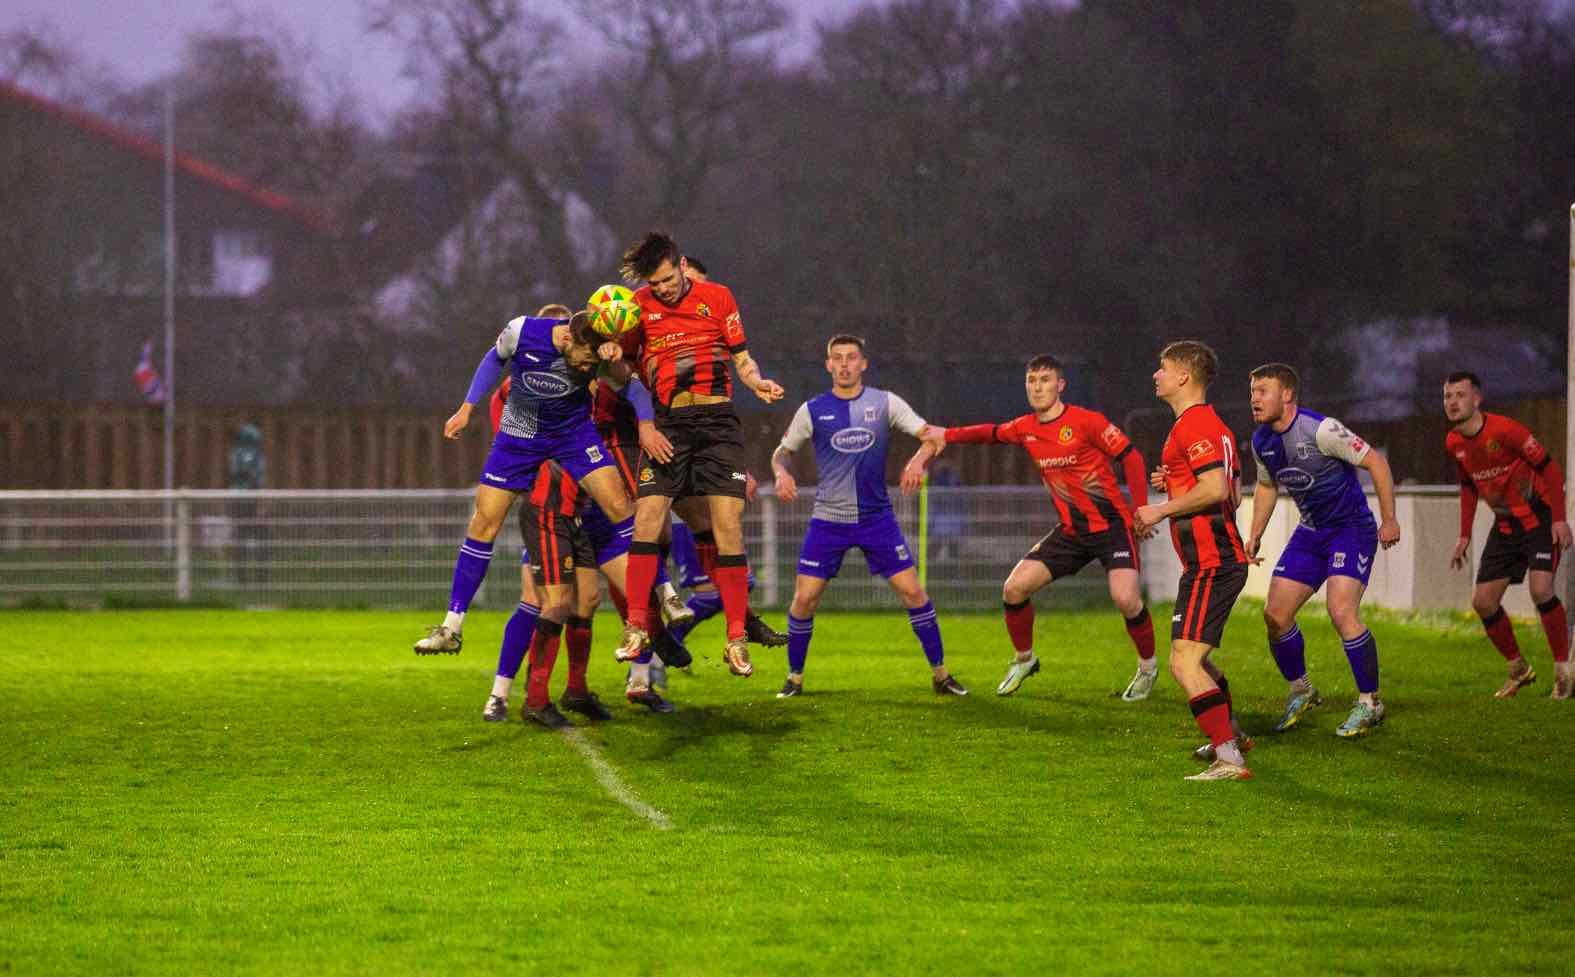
[1161,404,1247,571]
[592,380,640,446]
[945,405,1145,535]
[622,279,747,407]
[1448,412,1565,534]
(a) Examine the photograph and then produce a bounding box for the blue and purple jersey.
[1251,408,1374,532]
[777,386,926,524]
[494,316,595,440]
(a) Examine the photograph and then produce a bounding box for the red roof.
[1,79,332,234]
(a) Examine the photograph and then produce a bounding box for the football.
[586,284,642,337]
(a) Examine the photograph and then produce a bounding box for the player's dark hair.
[1249,362,1300,397]
[1025,355,1063,376]
[567,309,602,349]
[826,334,866,357]
[1446,370,1483,391]
[682,255,708,277]
[621,232,681,281]
[1160,339,1219,388]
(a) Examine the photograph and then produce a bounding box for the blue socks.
[1269,624,1307,682]
[448,537,494,614]
[495,601,541,679]
[908,601,944,667]
[786,613,813,673]
[670,590,724,642]
[1343,630,1380,694]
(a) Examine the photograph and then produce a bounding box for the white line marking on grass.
[561,729,672,830]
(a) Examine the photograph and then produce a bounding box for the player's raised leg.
[417,483,515,655]
[1263,576,1321,731]
[997,559,1048,696]
[706,493,756,676]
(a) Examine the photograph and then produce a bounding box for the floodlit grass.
[2,606,1571,976]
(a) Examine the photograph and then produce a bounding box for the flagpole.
[162,82,176,496]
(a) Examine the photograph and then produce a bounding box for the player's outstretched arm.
[447,349,507,439]
[771,444,799,502]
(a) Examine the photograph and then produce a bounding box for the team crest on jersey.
[1486,438,1500,453]
[563,555,574,571]
[1059,425,1075,443]
[697,303,711,318]
[1332,552,1347,569]
[896,544,909,561]
[586,445,603,463]
[1296,441,1315,460]
[640,466,655,483]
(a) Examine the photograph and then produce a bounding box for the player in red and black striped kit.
[1131,340,1254,781]
[904,354,1159,701]
[1444,371,1573,699]
[611,232,785,686]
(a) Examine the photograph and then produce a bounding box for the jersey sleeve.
[778,403,813,453]
[1314,416,1372,465]
[886,392,927,437]
[1252,443,1274,486]
[1177,415,1226,475]
[1508,418,1552,470]
[720,288,747,353]
[1084,411,1132,459]
[494,316,525,360]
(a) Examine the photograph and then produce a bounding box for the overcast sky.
[6,0,864,124]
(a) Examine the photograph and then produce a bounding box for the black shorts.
[519,500,595,587]
[1478,522,1559,585]
[1025,525,1140,579]
[1172,564,1249,647]
[603,437,642,499]
[637,403,748,501]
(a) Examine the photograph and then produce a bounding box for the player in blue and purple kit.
[1246,363,1401,739]
[769,335,965,697]
[413,309,636,655]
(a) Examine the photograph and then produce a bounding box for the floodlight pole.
[1566,203,1574,613]
[163,83,176,497]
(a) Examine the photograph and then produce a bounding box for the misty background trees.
[5,0,1573,437]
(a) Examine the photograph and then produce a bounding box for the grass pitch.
[2,606,1572,976]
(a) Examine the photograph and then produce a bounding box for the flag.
[134,339,166,405]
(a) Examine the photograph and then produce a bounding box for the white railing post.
[175,492,192,602]
[761,492,779,608]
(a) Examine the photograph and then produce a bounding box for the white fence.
[1,487,1546,615]
[0,487,1104,610]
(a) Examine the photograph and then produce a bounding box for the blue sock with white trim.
[786,613,813,674]
[447,537,494,617]
[1343,630,1380,694]
[496,602,541,679]
[907,601,944,667]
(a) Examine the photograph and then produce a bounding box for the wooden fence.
[1,398,1565,490]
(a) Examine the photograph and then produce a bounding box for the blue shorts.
[1272,523,1378,590]
[577,501,631,569]
[797,513,916,580]
[479,423,612,493]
